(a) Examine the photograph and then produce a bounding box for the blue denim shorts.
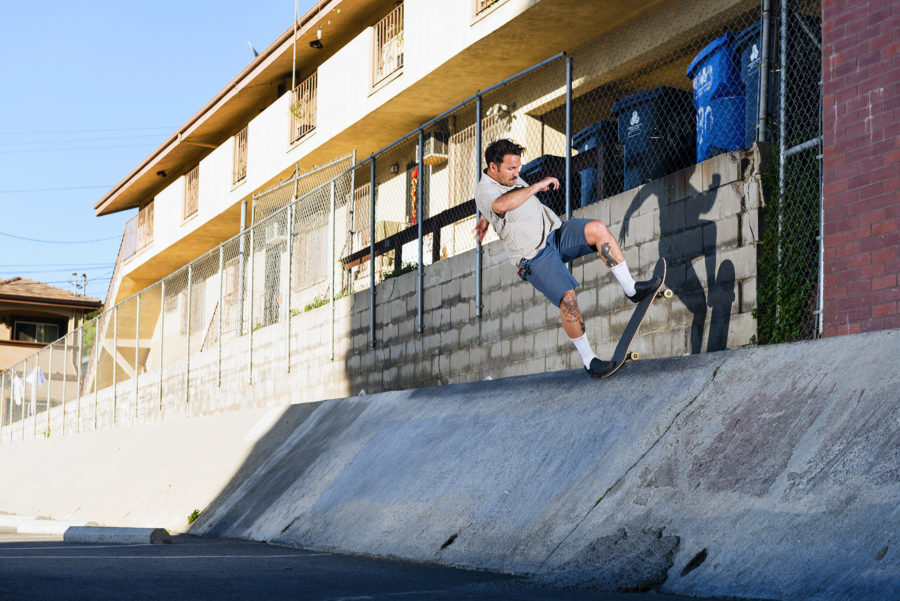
[519,218,596,307]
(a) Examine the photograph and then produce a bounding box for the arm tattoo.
[600,243,619,268]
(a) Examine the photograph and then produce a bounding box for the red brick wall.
[821,0,900,336]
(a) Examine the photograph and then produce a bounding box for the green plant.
[187,509,201,525]
[381,261,418,282]
[755,143,820,345]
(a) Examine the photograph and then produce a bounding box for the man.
[474,139,660,378]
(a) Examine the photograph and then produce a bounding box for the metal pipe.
[417,128,425,334]
[348,149,357,294]
[238,200,248,336]
[77,320,83,432]
[369,156,376,348]
[217,246,224,386]
[565,54,573,222]
[757,0,772,143]
[777,0,787,317]
[158,280,165,412]
[62,334,68,435]
[817,66,825,337]
[112,305,118,423]
[475,94,483,319]
[286,203,295,371]
[135,292,141,421]
[47,344,53,436]
[784,136,821,157]
[185,265,192,404]
[329,181,336,360]
[248,214,255,384]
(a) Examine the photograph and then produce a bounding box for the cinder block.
[440,327,459,349]
[509,333,534,360]
[725,311,757,348]
[742,208,759,246]
[719,245,757,281]
[524,303,548,331]
[740,277,757,314]
[533,328,556,356]
[715,216,740,250]
[451,301,470,324]
[450,349,470,374]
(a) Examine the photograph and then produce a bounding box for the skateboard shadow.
[620,171,735,354]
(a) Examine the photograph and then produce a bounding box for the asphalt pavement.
[0,532,719,601]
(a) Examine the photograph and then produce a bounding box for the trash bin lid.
[734,21,762,52]
[611,87,691,117]
[572,121,616,149]
[686,33,736,79]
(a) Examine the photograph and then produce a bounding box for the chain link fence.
[1,0,823,442]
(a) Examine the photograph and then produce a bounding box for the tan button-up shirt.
[475,172,561,265]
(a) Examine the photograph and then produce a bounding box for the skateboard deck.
[600,257,670,379]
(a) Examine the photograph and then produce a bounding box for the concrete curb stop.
[63,526,172,545]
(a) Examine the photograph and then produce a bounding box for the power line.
[0,132,169,147]
[0,185,114,194]
[0,126,175,136]
[0,142,159,155]
[0,231,121,244]
[0,262,113,267]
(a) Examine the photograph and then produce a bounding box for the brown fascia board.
[0,295,104,310]
[93,0,354,217]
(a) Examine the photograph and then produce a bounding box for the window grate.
[373,2,404,86]
[233,127,248,184]
[290,72,317,144]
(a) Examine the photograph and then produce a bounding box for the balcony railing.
[290,72,317,144]
[473,0,504,17]
[373,2,403,86]
[123,202,154,261]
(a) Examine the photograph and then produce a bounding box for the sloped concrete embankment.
[190,329,899,601]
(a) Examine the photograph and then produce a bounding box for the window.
[473,0,506,17]
[184,166,199,219]
[290,72,317,144]
[13,320,60,343]
[373,2,403,86]
[233,127,248,184]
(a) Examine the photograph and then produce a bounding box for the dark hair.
[485,138,525,168]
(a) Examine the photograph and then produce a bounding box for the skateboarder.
[473,139,660,378]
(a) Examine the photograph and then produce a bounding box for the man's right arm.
[491,177,559,218]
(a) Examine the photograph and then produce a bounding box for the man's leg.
[560,289,611,376]
[582,220,659,302]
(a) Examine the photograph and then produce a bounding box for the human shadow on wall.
[619,171,735,353]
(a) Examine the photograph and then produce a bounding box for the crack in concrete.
[535,361,725,574]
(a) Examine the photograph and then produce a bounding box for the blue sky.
[0,0,315,299]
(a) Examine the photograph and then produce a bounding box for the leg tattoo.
[600,243,619,268]
[560,292,585,336]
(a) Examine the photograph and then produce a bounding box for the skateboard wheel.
[628,351,640,361]
[663,288,674,299]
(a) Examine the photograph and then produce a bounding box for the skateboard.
[600,257,671,378]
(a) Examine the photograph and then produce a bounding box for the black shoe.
[627,275,662,304]
[585,357,615,379]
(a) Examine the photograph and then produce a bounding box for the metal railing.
[233,127,248,184]
[373,2,403,86]
[0,0,823,442]
[290,72,317,144]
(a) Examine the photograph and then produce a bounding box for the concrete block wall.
[822,0,900,336]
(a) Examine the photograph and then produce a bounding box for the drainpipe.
[757,0,772,143]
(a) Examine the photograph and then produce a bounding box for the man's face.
[488,154,521,187]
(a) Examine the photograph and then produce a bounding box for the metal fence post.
[348,150,357,294]
[475,93,483,319]
[185,264,192,404]
[113,305,118,423]
[417,128,424,334]
[62,333,68,435]
[218,246,224,386]
[94,318,100,430]
[77,323,83,432]
[369,156,376,348]
[565,54,573,272]
[248,220,255,384]
[329,181,336,360]
[757,0,772,143]
[47,344,53,437]
[1,371,5,442]
[285,203,294,371]
[238,200,247,336]
[135,292,141,422]
[158,280,165,412]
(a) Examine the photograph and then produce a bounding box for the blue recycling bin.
[611,87,695,190]
[687,33,746,162]
[519,154,572,215]
[571,121,622,207]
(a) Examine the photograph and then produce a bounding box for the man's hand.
[474,217,489,244]
[537,177,560,192]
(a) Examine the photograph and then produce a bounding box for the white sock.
[570,334,598,369]
[611,262,637,297]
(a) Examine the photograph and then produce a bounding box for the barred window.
[184,166,199,220]
[473,0,505,17]
[373,2,403,86]
[233,126,248,184]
